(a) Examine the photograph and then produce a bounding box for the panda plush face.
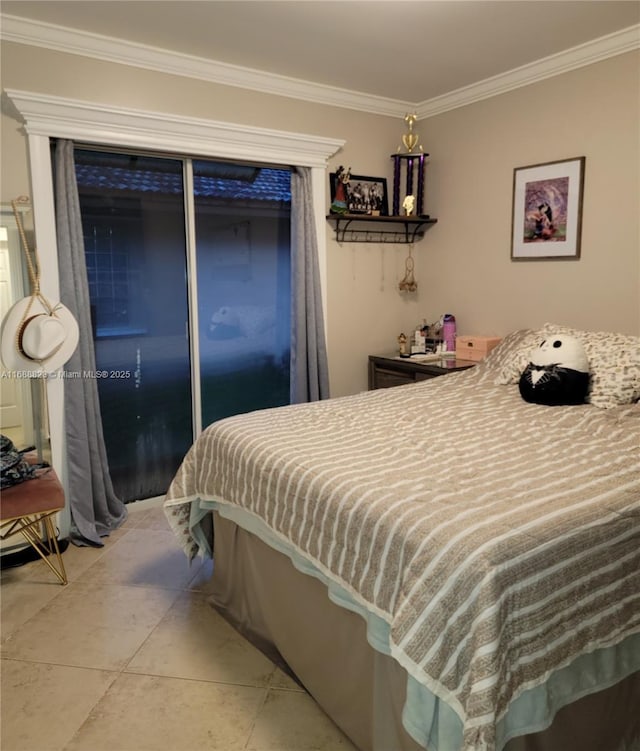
[529,335,589,372]
[519,334,590,406]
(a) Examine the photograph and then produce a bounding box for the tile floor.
[0,503,357,751]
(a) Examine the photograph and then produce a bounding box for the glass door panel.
[193,160,291,429]
[75,150,193,501]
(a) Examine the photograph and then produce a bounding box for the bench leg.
[17,514,68,585]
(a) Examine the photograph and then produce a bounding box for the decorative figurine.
[402,195,415,216]
[398,333,408,356]
[330,165,351,214]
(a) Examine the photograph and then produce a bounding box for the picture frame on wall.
[511,156,585,260]
[329,172,389,216]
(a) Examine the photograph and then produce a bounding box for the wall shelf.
[326,214,437,244]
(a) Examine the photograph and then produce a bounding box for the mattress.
[164,356,640,750]
[208,511,640,751]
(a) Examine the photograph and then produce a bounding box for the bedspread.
[165,365,640,750]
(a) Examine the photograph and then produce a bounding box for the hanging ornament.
[398,246,417,292]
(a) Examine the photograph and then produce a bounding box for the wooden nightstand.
[368,354,475,390]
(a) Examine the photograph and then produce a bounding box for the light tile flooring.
[1,504,357,751]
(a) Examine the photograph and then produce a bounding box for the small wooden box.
[456,335,502,362]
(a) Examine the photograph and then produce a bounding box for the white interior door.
[0,217,33,445]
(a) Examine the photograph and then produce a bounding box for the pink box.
[456,336,502,362]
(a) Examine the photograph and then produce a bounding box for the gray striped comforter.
[165,364,640,749]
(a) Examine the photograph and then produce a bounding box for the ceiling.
[2,1,639,105]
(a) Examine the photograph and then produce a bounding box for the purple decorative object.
[405,157,414,204]
[416,154,425,216]
[443,314,456,352]
[392,156,402,216]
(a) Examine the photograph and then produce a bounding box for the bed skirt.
[206,511,639,751]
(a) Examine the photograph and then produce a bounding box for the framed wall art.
[329,171,389,216]
[511,156,585,260]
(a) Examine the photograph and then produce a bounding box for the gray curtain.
[290,167,330,403]
[55,139,127,546]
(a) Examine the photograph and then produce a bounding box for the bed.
[164,325,640,751]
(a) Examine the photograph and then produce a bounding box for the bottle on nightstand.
[411,322,427,354]
[442,314,456,354]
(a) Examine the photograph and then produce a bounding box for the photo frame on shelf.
[329,172,389,216]
[511,156,585,260]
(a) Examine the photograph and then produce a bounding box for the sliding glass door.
[74,149,291,502]
[76,151,193,501]
[193,159,291,428]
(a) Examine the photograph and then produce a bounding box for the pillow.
[542,323,640,408]
[482,328,545,384]
[518,334,590,406]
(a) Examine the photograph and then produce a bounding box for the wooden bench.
[1,464,68,585]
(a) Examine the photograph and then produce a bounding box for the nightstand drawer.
[368,354,475,390]
[375,368,414,389]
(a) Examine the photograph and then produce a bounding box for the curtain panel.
[290,167,330,403]
[55,139,127,546]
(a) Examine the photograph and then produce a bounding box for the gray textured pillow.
[541,323,640,408]
[482,329,545,385]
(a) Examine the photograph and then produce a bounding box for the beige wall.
[418,51,640,339]
[2,41,638,400]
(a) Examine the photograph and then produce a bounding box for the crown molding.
[0,14,411,118]
[2,14,638,120]
[4,89,344,168]
[416,24,640,119]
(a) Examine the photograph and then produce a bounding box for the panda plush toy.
[519,334,590,406]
